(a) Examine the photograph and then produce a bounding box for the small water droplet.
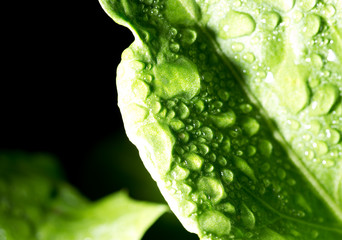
[240,103,253,113]
[247,145,256,156]
[218,156,227,166]
[312,141,328,156]
[198,143,210,155]
[325,128,340,144]
[171,165,190,180]
[277,168,286,180]
[222,138,231,153]
[169,42,180,53]
[199,211,231,236]
[221,169,234,184]
[219,11,256,39]
[300,0,317,11]
[261,162,270,172]
[310,54,323,69]
[234,156,256,182]
[231,42,245,52]
[323,4,336,17]
[310,84,339,116]
[261,11,280,30]
[243,53,255,63]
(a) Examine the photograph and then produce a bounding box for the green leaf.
[0,152,167,240]
[100,0,342,239]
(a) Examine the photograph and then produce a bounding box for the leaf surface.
[100,0,342,239]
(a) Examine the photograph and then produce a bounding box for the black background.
[1,1,197,239]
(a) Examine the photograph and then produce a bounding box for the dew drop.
[198,177,225,203]
[199,211,231,236]
[178,131,189,143]
[323,4,336,17]
[170,119,185,131]
[243,53,255,63]
[231,42,245,52]
[222,138,231,153]
[198,143,210,155]
[310,84,339,116]
[241,204,255,229]
[219,11,256,39]
[261,11,280,30]
[277,168,286,180]
[303,14,321,37]
[219,202,236,214]
[181,29,197,45]
[185,153,203,170]
[240,103,253,113]
[312,141,328,156]
[218,90,230,101]
[260,162,270,172]
[210,110,236,128]
[234,156,256,182]
[221,169,234,184]
[247,145,256,156]
[325,128,340,145]
[218,156,227,166]
[169,42,180,53]
[171,165,190,180]
[310,54,323,69]
[201,126,214,141]
[241,117,260,136]
[258,140,273,158]
[300,0,317,11]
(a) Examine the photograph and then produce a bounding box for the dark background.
[1,1,197,239]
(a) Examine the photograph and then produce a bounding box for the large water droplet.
[261,11,280,30]
[171,165,190,180]
[310,84,339,116]
[234,156,256,182]
[312,141,328,156]
[199,211,231,236]
[219,11,256,39]
[201,126,214,141]
[198,177,225,203]
[221,169,234,184]
[185,153,203,170]
[210,110,236,128]
[241,117,260,136]
[325,128,340,145]
[181,29,197,45]
[241,204,255,229]
[303,14,321,37]
[300,0,317,11]
[258,140,273,158]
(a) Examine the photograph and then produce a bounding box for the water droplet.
[323,4,336,17]
[241,204,255,229]
[247,145,256,156]
[198,143,210,155]
[169,42,180,53]
[312,141,328,156]
[198,177,225,203]
[310,54,323,69]
[303,14,321,37]
[201,127,214,141]
[260,162,270,172]
[178,131,189,143]
[170,119,185,131]
[199,211,231,236]
[304,149,315,160]
[287,119,300,130]
[132,80,150,100]
[169,27,178,36]
[311,230,319,238]
[325,128,340,145]
[221,169,234,184]
[234,156,256,182]
[310,84,339,116]
[302,134,312,141]
[171,165,190,180]
[300,0,317,11]
[219,11,256,39]
[243,53,255,63]
[258,140,273,158]
[185,153,203,170]
[261,11,280,30]
[231,42,245,52]
[218,90,230,101]
[194,99,205,112]
[219,202,236,214]
[181,29,197,45]
[322,159,335,167]
[222,138,231,153]
[293,11,304,22]
[277,168,286,180]
[210,110,236,128]
[177,102,190,119]
[218,156,227,166]
[287,178,296,186]
[240,103,253,113]
[241,117,260,136]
